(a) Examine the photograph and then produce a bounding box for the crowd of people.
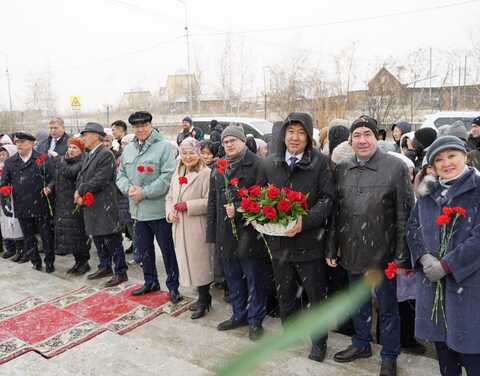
[1,112,480,376]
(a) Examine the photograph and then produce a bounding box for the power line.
[190,0,480,37]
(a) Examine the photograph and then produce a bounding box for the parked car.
[420,111,479,131]
[193,116,320,143]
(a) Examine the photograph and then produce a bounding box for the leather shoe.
[379,358,397,376]
[45,264,55,273]
[169,290,183,304]
[87,268,113,280]
[217,318,248,331]
[334,345,372,363]
[248,325,264,341]
[73,263,91,275]
[104,274,128,287]
[17,254,30,264]
[32,262,42,271]
[308,344,327,362]
[2,250,16,259]
[131,283,160,296]
[66,262,81,274]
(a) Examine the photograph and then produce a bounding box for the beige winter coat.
[166,164,213,287]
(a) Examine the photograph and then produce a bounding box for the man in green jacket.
[117,111,182,302]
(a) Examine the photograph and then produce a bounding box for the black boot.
[191,285,212,320]
[2,240,16,259]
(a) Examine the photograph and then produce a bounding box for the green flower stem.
[216,271,381,376]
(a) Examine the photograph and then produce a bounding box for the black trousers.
[18,217,54,266]
[271,257,328,346]
[435,342,480,376]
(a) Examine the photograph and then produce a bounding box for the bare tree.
[24,66,57,116]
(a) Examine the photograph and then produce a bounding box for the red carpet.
[0,283,193,364]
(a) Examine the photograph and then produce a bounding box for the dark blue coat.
[406,168,480,354]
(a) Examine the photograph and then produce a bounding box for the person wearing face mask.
[166,137,213,320]
[44,138,90,275]
[407,135,480,376]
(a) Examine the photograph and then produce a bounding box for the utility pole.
[463,55,467,109]
[176,0,192,116]
[106,105,110,125]
[263,67,268,120]
[429,47,432,109]
[0,51,13,111]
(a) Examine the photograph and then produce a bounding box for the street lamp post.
[0,51,13,112]
[263,66,271,120]
[176,0,193,116]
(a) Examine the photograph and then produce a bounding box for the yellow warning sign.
[70,96,81,109]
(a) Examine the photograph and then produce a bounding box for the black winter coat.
[1,150,52,218]
[51,154,89,254]
[206,149,267,259]
[76,145,120,236]
[262,148,336,261]
[36,133,70,157]
[327,149,414,274]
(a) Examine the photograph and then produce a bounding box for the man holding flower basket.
[259,112,336,363]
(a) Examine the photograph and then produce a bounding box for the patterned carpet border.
[0,284,194,365]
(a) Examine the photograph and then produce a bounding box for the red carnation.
[248,201,261,214]
[0,185,13,197]
[384,261,398,280]
[277,199,291,213]
[262,205,277,220]
[238,187,249,198]
[435,214,451,226]
[266,185,280,200]
[179,176,188,185]
[216,159,229,174]
[441,207,454,216]
[82,192,94,208]
[137,165,146,173]
[452,207,467,218]
[229,177,239,186]
[146,165,155,174]
[35,153,48,166]
[240,198,252,211]
[248,185,261,198]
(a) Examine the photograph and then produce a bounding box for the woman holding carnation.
[406,135,480,376]
[166,137,213,319]
[45,137,90,275]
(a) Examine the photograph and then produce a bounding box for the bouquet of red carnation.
[35,153,53,216]
[237,185,308,237]
[73,192,94,214]
[0,185,13,206]
[431,206,467,327]
[215,159,238,240]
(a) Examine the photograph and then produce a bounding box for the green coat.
[116,129,176,221]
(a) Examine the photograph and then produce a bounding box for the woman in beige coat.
[166,137,213,319]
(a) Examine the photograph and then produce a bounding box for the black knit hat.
[350,115,378,138]
[413,127,437,149]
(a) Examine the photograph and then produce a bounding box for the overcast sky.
[0,0,479,113]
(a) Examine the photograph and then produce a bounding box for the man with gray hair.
[37,117,70,158]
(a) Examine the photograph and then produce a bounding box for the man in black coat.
[206,125,269,341]
[176,116,204,145]
[326,116,414,376]
[1,132,55,272]
[75,123,128,287]
[261,112,336,362]
[36,117,70,158]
